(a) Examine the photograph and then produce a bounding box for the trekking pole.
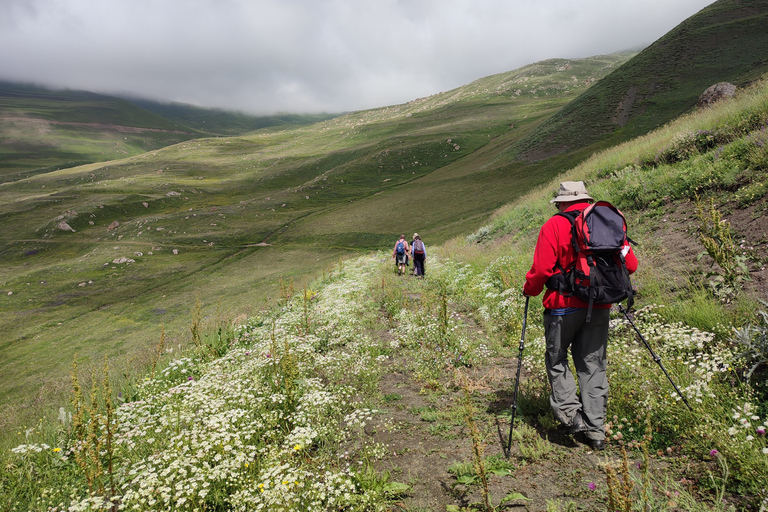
[618,305,693,412]
[506,295,530,458]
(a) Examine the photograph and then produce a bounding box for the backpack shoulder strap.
[555,210,581,253]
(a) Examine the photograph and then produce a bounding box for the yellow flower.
[282,480,288,485]
[258,483,264,489]
[294,444,301,451]
[52,447,61,453]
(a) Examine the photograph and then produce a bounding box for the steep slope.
[510,0,768,161]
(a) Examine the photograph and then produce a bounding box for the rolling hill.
[0,81,339,183]
[510,0,768,161]
[1,0,767,436]
[0,52,633,421]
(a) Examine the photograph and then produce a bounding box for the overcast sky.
[1,0,715,114]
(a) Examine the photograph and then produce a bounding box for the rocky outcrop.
[698,82,736,108]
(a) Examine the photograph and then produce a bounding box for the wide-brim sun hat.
[550,181,594,203]
[413,233,419,238]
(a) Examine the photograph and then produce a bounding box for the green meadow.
[0,54,633,429]
[2,1,768,508]
[2,78,767,509]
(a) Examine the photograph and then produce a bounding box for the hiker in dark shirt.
[411,233,426,277]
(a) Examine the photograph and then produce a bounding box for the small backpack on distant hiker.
[396,241,406,256]
[413,239,425,255]
[546,201,635,321]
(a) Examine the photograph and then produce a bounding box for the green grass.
[0,81,339,182]
[511,0,768,162]
[0,52,637,432]
[2,0,767,448]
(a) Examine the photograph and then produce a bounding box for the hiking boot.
[591,439,605,451]
[569,411,587,434]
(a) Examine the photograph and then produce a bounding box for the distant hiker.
[522,181,638,451]
[411,233,427,277]
[392,234,411,275]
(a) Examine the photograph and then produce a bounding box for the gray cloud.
[0,0,715,114]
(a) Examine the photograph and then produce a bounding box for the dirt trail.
[368,329,641,511]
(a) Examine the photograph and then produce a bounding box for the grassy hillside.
[2,0,767,463]
[511,0,768,161]
[0,52,634,430]
[0,82,202,181]
[0,82,338,183]
[2,79,767,510]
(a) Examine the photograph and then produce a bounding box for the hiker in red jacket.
[523,181,638,451]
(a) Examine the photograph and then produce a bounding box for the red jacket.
[523,201,638,309]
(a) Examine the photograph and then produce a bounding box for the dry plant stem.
[70,357,92,492]
[102,357,117,510]
[191,296,202,351]
[150,325,166,377]
[606,445,634,512]
[455,368,492,511]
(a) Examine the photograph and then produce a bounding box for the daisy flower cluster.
[608,305,734,407]
[14,256,394,511]
[726,402,768,448]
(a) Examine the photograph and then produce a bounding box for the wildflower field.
[3,70,768,512]
[3,240,768,510]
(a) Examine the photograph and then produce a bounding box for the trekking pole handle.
[518,296,530,351]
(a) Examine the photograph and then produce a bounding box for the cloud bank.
[0,0,715,114]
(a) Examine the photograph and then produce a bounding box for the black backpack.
[545,201,635,321]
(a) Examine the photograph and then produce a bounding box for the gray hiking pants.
[543,308,610,441]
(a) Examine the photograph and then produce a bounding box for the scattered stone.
[112,257,135,264]
[78,282,87,287]
[172,249,179,255]
[134,252,143,257]
[142,202,149,208]
[88,221,94,225]
[108,221,120,231]
[57,221,75,232]
[166,191,180,196]
[698,82,737,108]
